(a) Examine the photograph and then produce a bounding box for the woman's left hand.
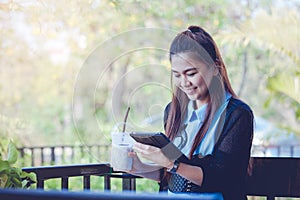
[133,142,173,168]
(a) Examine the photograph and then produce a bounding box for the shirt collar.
[185,101,207,124]
[185,92,232,124]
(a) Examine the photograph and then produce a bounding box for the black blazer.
[160,97,254,200]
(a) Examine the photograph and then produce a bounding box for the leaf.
[267,74,300,104]
[20,171,29,179]
[10,176,22,188]
[28,172,36,182]
[218,7,300,66]
[5,181,12,188]
[7,141,18,165]
[0,174,8,188]
[263,95,273,109]
[20,171,36,181]
[20,171,36,188]
[0,160,10,172]
[22,179,28,188]
[296,108,300,120]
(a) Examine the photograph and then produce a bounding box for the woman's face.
[171,52,216,108]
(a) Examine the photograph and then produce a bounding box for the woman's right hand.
[126,151,144,174]
[116,151,161,181]
[125,151,162,174]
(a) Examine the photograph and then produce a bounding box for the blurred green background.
[0,0,299,156]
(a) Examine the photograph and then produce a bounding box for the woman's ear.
[213,64,220,76]
[213,58,221,76]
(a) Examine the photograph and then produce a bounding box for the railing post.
[30,148,35,166]
[104,174,111,191]
[267,195,275,200]
[83,175,90,190]
[19,148,25,166]
[122,174,136,191]
[51,147,56,165]
[97,145,100,160]
[41,147,44,165]
[36,176,44,189]
[71,146,75,163]
[61,177,69,190]
[61,146,65,164]
[80,145,84,158]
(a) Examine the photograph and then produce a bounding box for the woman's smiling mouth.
[183,87,196,95]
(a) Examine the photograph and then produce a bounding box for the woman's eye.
[187,72,196,77]
[173,73,180,78]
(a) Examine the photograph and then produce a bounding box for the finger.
[113,167,124,172]
[133,142,147,150]
[133,147,147,155]
[134,142,155,150]
[128,151,137,157]
[132,145,141,153]
[132,144,149,154]
[131,154,142,163]
[134,143,160,152]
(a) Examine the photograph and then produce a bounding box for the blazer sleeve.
[190,100,254,196]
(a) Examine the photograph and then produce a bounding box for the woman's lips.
[183,87,196,95]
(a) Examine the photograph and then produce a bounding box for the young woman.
[125,25,254,200]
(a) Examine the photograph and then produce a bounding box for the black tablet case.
[130,132,189,163]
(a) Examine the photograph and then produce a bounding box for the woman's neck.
[194,96,210,110]
[194,100,207,110]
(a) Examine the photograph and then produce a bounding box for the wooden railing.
[22,163,138,191]
[251,144,300,157]
[246,157,300,200]
[1,163,224,200]
[15,144,300,200]
[18,144,110,166]
[19,157,300,200]
[18,144,300,166]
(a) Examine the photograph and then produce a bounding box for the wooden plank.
[0,189,223,200]
[246,157,300,198]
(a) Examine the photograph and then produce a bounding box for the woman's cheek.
[195,75,208,87]
[173,78,181,87]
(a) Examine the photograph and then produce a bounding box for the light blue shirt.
[173,93,231,157]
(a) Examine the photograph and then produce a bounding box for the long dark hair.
[166,25,237,158]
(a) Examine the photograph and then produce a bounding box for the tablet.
[130,132,188,162]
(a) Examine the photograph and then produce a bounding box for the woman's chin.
[186,95,198,101]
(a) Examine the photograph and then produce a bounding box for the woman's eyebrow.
[171,67,198,73]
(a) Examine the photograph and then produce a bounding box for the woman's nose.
[181,75,191,87]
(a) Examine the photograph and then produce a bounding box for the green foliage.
[267,74,300,105]
[266,73,300,133]
[0,0,299,154]
[0,140,36,189]
[219,4,300,135]
[0,115,31,147]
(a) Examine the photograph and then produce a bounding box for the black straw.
[122,107,130,132]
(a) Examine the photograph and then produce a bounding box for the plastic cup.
[110,123,135,171]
